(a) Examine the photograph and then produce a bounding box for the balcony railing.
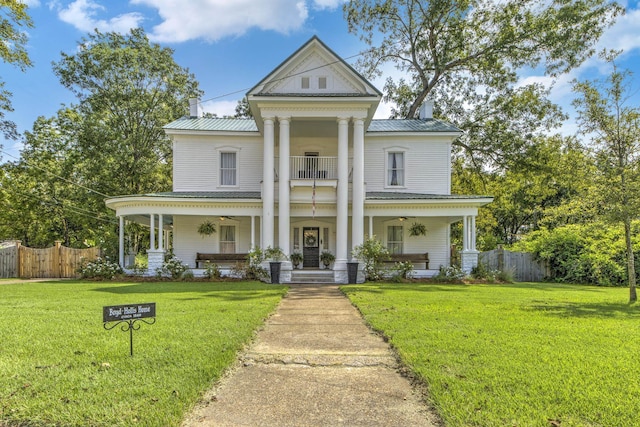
[274,156,353,182]
[290,156,337,180]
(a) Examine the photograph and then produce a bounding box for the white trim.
[384,147,408,188]
[216,147,241,188]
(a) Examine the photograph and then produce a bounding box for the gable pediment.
[248,36,381,98]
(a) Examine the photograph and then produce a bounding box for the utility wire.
[0,148,112,198]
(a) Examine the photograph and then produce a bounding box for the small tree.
[351,235,390,281]
[573,50,640,302]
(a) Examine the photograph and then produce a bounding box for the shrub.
[434,265,466,282]
[158,256,190,279]
[352,236,390,281]
[391,261,415,281]
[231,247,268,281]
[203,261,221,280]
[77,257,122,280]
[471,262,513,283]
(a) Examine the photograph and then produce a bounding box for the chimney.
[189,98,199,118]
[419,100,433,120]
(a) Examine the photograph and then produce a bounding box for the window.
[220,152,236,186]
[387,152,404,186]
[318,76,327,89]
[387,226,403,254]
[301,76,310,89]
[220,225,236,253]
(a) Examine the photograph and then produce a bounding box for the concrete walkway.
[183,284,440,427]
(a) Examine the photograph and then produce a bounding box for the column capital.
[337,116,350,124]
[263,116,275,124]
[352,117,364,125]
[277,116,291,123]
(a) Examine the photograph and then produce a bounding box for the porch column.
[251,215,256,249]
[278,117,291,255]
[369,216,374,238]
[262,117,275,248]
[157,214,164,251]
[351,118,365,250]
[461,214,479,273]
[150,214,156,250]
[119,215,125,268]
[335,117,350,281]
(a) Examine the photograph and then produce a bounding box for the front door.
[303,227,320,268]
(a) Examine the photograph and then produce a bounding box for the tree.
[0,1,34,143]
[344,0,622,169]
[572,50,640,302]
[52,28,202,196]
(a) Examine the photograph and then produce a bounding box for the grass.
[342,282,640,427]
[0,280,286,426]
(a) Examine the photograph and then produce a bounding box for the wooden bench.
[383,253,429,269]
[196,253,248,268]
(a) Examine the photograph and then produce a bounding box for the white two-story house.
[105,36,491,283]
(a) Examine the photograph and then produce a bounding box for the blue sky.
[1,0,639,162]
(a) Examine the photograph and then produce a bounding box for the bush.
[391,261,415,282]
[203,261,221,280]
[434,265,466,282]
[231,247,268,281]
[352,236,390,281]
[77,257,122,280]
[471,262,513,283]
[158,256,190,279]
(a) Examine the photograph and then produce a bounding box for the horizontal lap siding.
[364,136,451,194]
[173,135,263,192]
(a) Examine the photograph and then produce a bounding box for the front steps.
[290,269,335,284]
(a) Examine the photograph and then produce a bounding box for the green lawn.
[0,281,286,426]
[342,282,640,427]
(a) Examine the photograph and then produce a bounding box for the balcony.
[275,156,352,183]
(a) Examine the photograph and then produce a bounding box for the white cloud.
[22,0,41,7]
[132,0,310,43]
[595,7,640,56]
[57,0,144,33]
[311,0,344,9]
[201,99,238,118]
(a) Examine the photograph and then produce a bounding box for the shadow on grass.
[525,301,640,318]
[92,282,287,301]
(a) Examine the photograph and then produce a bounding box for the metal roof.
[165,117,459,133]
[144,191,262,199]
[367,119,461,133]
[164,117,258,132]
[366,192,491,200]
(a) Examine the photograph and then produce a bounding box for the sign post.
[103,303,156,356]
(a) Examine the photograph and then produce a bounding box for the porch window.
[387,152,404,186]
[387,225,403,254]
[220,152,237,186]
[220,225,236,253]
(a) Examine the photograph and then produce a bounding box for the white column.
[251,215,256,249]
[119,215,125,267]
[158,214,164,251]
[262,117,275,249]
[149,214,156,251]
[336,117,350,267]
[369,216,374,238]
[278,117,291,255]
[471,215,476,250]
[351,118,365,250]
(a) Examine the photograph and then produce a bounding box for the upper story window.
[387,151,405,186]
[220,152,237,186]
[387,225,403,254]
[301,76,310,89]
[318,76,327,89]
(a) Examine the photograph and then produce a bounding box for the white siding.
[364,135,452,194]
[372,217,450,269]
[173,134,263,192]
[173,216,255,268]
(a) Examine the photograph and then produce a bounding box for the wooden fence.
[0,241,101,279]
[479,247,550,282]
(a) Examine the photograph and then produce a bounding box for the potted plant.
[290,251,303,269]
[408,222,427,237]
[197,219,216,237]
[264,246,287,283]
[320,250,335,269]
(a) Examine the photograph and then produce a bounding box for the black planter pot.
[347,262,359,284]
[269,261,282,284]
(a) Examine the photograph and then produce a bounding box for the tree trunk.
[625,219,637,303]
